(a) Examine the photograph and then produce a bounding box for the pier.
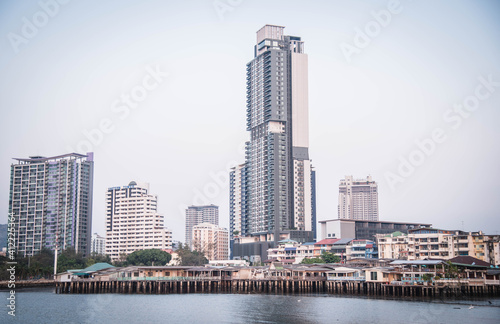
[55,279,500,298]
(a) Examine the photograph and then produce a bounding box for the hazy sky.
[1,0,499,242]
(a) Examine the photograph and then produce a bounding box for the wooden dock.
[55,279,500,298]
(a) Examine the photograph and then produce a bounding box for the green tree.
[321,251,341,264]
[176,243,208,266]
[422,273,434,282]
[126,249,172,266]
[444,261,461,279]
[57,247,86,273]
[300,257,324,264]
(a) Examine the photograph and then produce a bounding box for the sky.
[1,0,499,242]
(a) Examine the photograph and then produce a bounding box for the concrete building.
[319,219,431,241]
[185,205,219,249]
[346,239,378,260]
[377,228,500,265]
[192,223,229,261]
[91,233,106,255]
[8,153,94,257]
[229,164,248,242]
[231,24,316,261]
[106,181,172,262]
[330,238,354,262]
[407,228,473,261]
[375,231,409,259]
[338,175,379,221]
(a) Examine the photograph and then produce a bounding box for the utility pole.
[53,234,58,279]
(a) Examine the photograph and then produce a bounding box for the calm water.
[1,288,499,324]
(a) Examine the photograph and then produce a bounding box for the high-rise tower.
[185,205,219,249]
[106,181,172,262]
[338,175,379,221]
[8,153,94,257]
[231,25,316,261]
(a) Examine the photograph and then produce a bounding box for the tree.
[444,261,460,279]
[57,247,86,273]
[422,273,434,282]
[126,249,172,266]
[300,257,324,264]
[176,243,208,266]
[321,252,341,264]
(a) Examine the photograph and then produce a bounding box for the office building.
[338,175,379,221]
[319,219,431,241]
[91,233,106,255]
[8,153,94,257]
[231,25,316,261]
[192,223,229,261]
[185,205,219,249]
[106,181,172,262]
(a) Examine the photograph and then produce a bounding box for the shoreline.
[0,279,55,289]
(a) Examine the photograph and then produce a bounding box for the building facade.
[231,25,316,261]
[91,233,106,255]
[375,231,409,259]
[346,239,378,260]
[185,205,219,249]
[192,223,229,261]
[319,219,431,241]
[8,153,94,257]
[106,181,172,262]
[376,229,500,265]
[338,175,379,221]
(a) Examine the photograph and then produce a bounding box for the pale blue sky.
[1,0,499,241]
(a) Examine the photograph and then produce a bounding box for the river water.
[1,288,499,323]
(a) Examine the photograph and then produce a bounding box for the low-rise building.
[330,238,354,262]
[376,231,408,260]
[347,240,377,260]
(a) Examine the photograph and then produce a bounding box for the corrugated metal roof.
[333,238,354,245]
[315,239,340,245]
[390,260,445,265]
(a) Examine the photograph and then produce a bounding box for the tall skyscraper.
[231,25,316,261]
[106,181,172,262]
[192,223,229,261]
[185,205,219,248]
[338,175,379,221]
[8,153,94,257]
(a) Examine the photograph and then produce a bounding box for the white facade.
[106,181,172,262]
[192,223,229,261]
[91,233,106,255]
[185,205,219,248]
[338,175,378,221]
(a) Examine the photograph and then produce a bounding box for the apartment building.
[8,153,94,257]
[185,205,219,249]
[338,175,378,221]
[106,181,172,262]
[192,223,229,261]
[91,233,106,255]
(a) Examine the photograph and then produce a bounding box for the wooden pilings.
[55,279,500,298]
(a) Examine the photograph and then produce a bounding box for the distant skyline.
[1,0,500,242]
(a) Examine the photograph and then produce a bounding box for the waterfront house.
[326,267,365,281]
[313,239,340,257]
[56,263,115,282]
